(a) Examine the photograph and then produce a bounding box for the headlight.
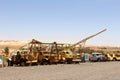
[62,57,65,60]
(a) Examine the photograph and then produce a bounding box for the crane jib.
[71,29,107,48]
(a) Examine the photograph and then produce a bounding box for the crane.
[58,29,107,63]
[70,29,107,48]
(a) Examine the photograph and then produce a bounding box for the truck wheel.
[113,58,116,61]
[97,58,101,62]
[20,62,26,66]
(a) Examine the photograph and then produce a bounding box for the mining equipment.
[10,39,67,66]
[105,52,120,61]
[10,29,107,66]
[59,29,107,63]
[10,39,41,66]
[39,42,65,65]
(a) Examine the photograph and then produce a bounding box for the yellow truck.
[106,53,114,61]
[39,51,60,65]
[106,53,120,61]
[60,49,74,64]
[72,53,81,63]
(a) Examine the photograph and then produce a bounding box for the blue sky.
[0,0,120,47]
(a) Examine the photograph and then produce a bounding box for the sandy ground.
[0,62,120,80]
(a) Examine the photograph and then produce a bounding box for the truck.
[106,53,120,61]
[90,52,107,62]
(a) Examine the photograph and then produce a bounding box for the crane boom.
[71,29,107,48]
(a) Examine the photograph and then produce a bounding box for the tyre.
[113,58,116,61]
[20,61,26,66]
[97,58,101,62]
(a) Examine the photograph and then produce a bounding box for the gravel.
[0,62,120,80]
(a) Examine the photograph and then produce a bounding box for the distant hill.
[89,46,120,52]
[0,40,29,49]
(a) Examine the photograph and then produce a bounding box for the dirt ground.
[0,62,120,80]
